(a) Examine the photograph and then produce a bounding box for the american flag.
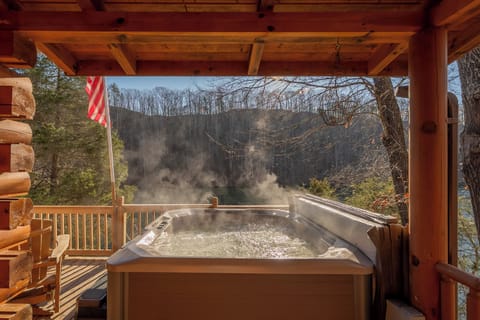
[85,76,107,127]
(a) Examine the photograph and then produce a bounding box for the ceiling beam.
[368,42,408,76]
[75,59,408,77]
[16,31,413,45]
[431,0,480,27]
[36,43,78,75]
[247,41,264,76]
[77,0,105,11]
[108,43,136,75]
[0,31,36,68]
[0,0,23,11]
[448,20,480,62]
[0,64,18,76]
[0,11,424,33]
[257,0,274,12]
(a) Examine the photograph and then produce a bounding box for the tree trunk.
[373,77,409,224]
[458,47,480,243]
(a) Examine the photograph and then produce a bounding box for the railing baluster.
[53,214,58,244]
[97,213,101,250]
[104,212,108,250]
[83,213,87,251]
[90,214,94,249]
[60,213,65,235]
[467,289,480,320]
[75,213,79,250]
[68,213,72,249]
[130,212,134,240]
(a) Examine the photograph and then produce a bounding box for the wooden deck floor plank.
[35,257,107,320]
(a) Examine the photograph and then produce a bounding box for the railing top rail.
[122,204,289,210]
[33,205,114,214]
[436,262,480,291]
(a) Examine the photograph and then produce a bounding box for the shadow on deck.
[38,257,107,320]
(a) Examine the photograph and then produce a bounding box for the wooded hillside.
[111,106,390,203]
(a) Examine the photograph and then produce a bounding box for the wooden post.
[408,27,448,319]
[112,196,125,252]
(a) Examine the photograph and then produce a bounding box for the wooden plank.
[0,144,35,173]
[77,0,105,11]
[0,86,35,119]
[0,120,32,145]
[108,43,136,75]
[0,65,18,77]
[17,30,413,45]
[0,172,31,197]
[0,225,30,251]
[0,303,32,320]
[448,20,480,62]
[0,32,36,69]
[0,251,32,289]
[247,41,264,76]
[0,198,33,230]
[368,42,408,75]
[76,59,408,76]
[1,11,424,33]
[36,43,78,76]
[431,0,480,27]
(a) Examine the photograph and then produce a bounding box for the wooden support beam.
[0,251,32,289]
[409,27,448,320]
[17,31,413,45]
[108,43,136,75]
[247,41,264,76]
[76,59,408,76]
[36,43,78,75]
[77,0,105,11]
[0,85,35,119]
[0,0,23,11]
[0,120,32,145]
[0,198,33,230]
[0,144,34,173]
[431,0,480,27]
[0,11,424,33]
[257,0,274,12]
[0,65,17,77]
[368,42,408,76]
[448,21,480,62]
[0,31,36,69]
[0,172,31,197]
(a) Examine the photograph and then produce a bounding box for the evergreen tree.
[25,55,135,205]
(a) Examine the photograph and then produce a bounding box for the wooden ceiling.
[0,0,479,76]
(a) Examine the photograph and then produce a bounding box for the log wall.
[0,75,36,319]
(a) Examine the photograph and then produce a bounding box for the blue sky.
[107,76,218,90]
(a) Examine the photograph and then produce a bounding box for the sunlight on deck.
[40,257,107,320]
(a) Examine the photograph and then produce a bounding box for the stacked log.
[0,77,36,318]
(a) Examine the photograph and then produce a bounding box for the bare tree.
[458,47,480,243]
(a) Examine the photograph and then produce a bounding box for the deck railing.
[32,202,290,256]
[436,262,480,320]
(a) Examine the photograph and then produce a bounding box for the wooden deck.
[38,257,107,320]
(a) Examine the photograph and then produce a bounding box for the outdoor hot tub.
[107,195,391,320]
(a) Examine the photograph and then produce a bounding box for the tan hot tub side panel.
[126,272,357,320]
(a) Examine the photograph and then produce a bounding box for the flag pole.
[103,78,117,203]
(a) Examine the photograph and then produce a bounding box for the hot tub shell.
[107,196,393,320]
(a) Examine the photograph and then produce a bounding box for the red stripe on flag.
[85,76,107,127]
